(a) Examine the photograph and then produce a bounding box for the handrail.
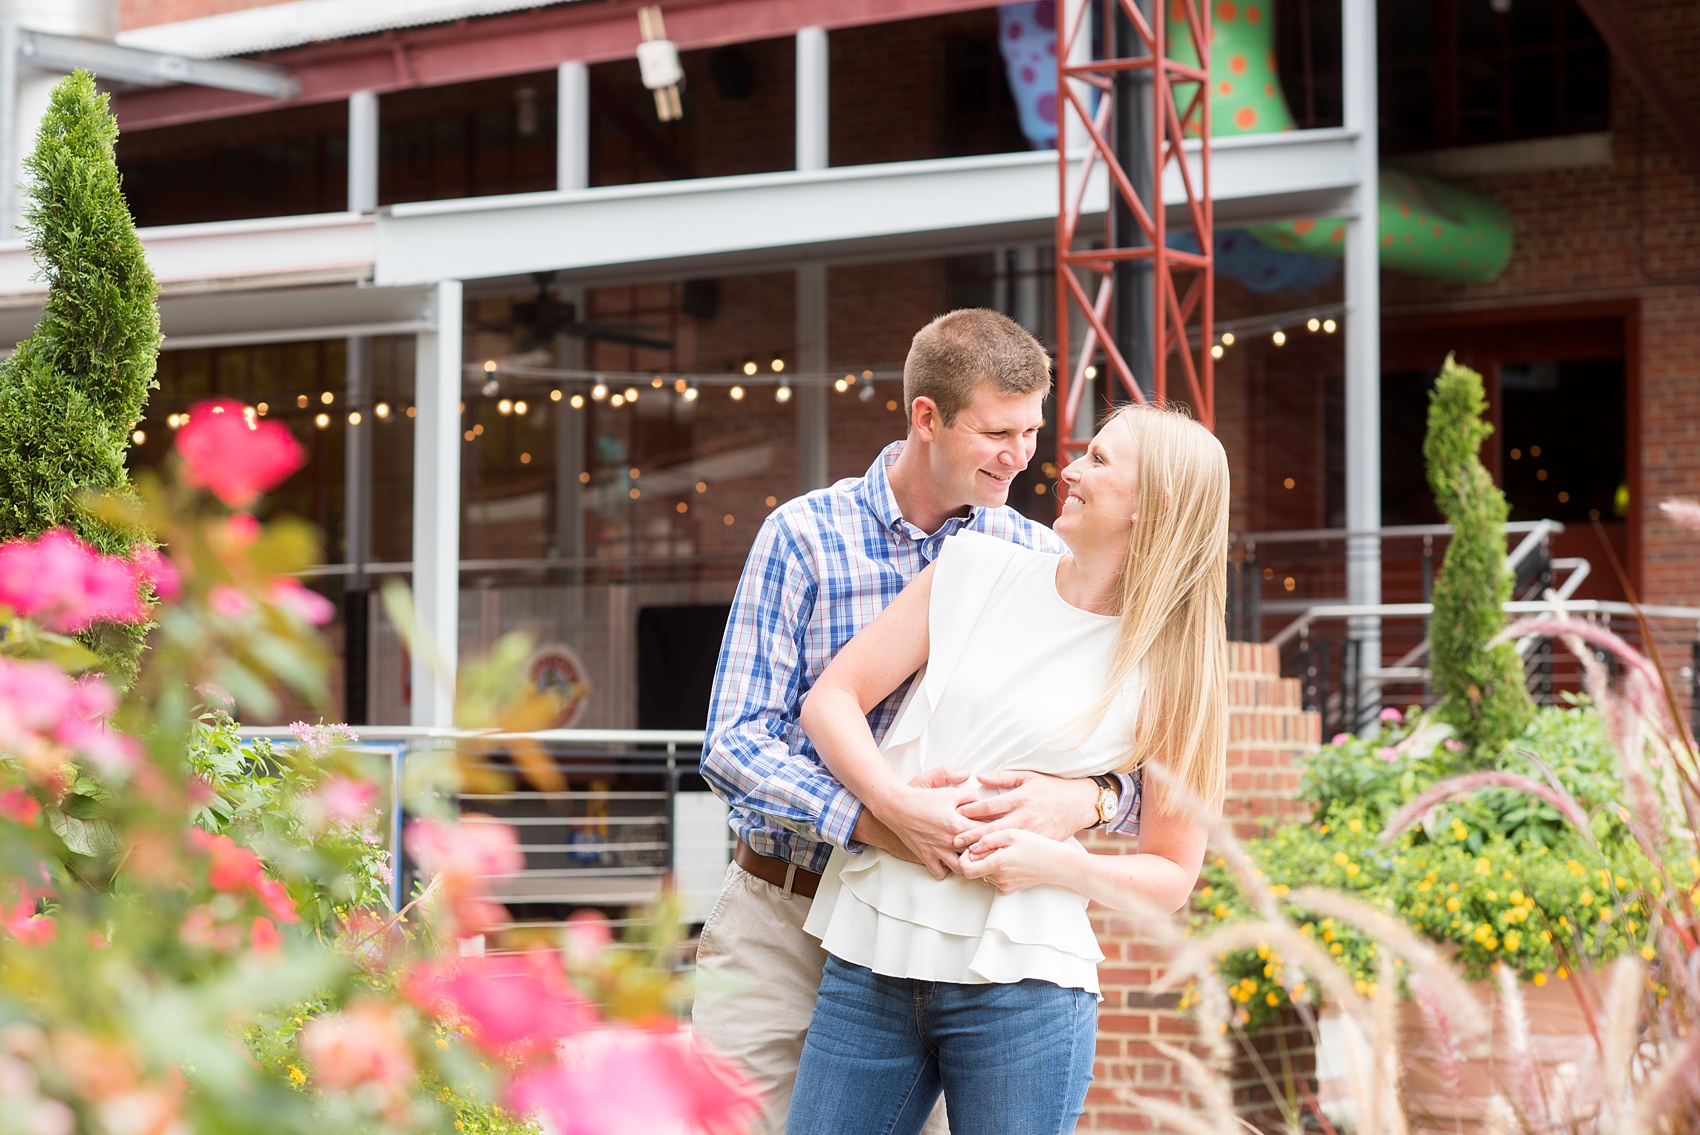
[1232,519,1562,548]
[1270,597,1700,649]
[238,726,706,745]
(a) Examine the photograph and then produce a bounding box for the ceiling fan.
[507,271,675,352]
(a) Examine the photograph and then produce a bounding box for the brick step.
[1228,708,1321,745]
[1227,640,1282,678]
[1227,672,1305,710]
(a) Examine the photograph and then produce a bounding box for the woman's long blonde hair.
[1096,403,1230,813]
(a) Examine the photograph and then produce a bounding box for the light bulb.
[1323,319,1337,334]
[321,391,334,405]
[771,358,784,372]
[651,376,664,388]
[131,429,145,444]
[1085,365,1098,379]
[483,360,498,372]
[624,387,639,401]
[375,402,390,418]
[1221,332,1235,346]
[315,413,330,428]
[592,384,608,401]
[1273,330,1287,346]
[570,394,585,409]
[730,385,745,401]
[611,394,625,407]
[549,389,563,402]
[498,399,513,415]
[1211,344,1224,359]
[514,400,528,415]
[775,385,792,403]
[834,378,849,393]
[683,387,699,402]
[742,361,757,376]
[348,410,362,425]
[1307,318,1321,332]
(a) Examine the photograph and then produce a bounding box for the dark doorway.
[636,604,732,730]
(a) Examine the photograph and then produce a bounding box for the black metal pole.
[1111,0,1156,402]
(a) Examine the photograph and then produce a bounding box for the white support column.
[795,27,828,172]
[1343,0,1381,716]
[411,281,463,728]
[796,262,828,492]
[0,6,18,238]
[348,89,378,214]
[557,60,589,192]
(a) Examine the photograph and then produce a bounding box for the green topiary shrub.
[0,71,160,687]
[1423,354,1534,759]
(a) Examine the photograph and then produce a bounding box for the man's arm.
[699,516,867,849]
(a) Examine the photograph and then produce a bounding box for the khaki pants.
[692,862,950,1135]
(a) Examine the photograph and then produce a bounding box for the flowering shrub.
[1195,704,1689,1029]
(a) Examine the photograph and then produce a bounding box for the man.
[695,309,1141,1133]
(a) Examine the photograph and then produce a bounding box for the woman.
[786,404,1229,1135]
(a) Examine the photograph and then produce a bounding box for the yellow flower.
[1485,890,1497,901]
[1579,891,1593,906]
[1213,904,1228,918]
[1353,979,1368,995]
[1200,886,1214,899]
[1474,858,1492,876]
[1269,884,1290,899]
[1614,875,1629,890]
[287,1065,306,1086]
[435,1036,449,1049]
[1533,972,1547,987]
[1256,943,1271,959]
[1641,946,1657,961]
[1345,864,1360,877]
[1347,818,1363,833]
[1557,966,1570,979]
[1599,908,1612,924]
[1291,983,1307,999]
[1333,852,1350,866]
[1503,931,1521,952]
[1266,991,1280,1007]
[1566,859,1584,875]
[1509,890,1525,904]
[1445,896,1461,912]
[1417,880,1432,892]
[1330,942,1344,955]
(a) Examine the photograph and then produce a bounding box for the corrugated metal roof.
[116,0,588,59]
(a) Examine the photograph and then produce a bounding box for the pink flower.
[207,585,254,621]
[410,953,595,1057]
[250,916,281,954]
[1330,733,1351,746]
[188,829,296,921]
[0,662,127,782]
[507,1027,759,1135]
[269,580,335,626]
[1377,746,1399,763]
[300,1000,416,1096]
[562,910,614,969]
[0,788,39,826]
[288,721,359,761]
[2,899,53,946]
[406,816,523,935]
[130,545,181,603]
[0,531,147,632]
[1378,707,1404,723]
[1443,738,1466,752]
[308,776,378,830]
[174,399,306,507]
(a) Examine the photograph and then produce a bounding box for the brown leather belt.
[734,838,822,899]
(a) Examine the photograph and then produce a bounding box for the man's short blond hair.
[903,309,1052,426]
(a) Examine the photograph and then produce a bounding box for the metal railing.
[238,727,723,929]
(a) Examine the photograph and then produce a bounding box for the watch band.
[1090,774,1120,796]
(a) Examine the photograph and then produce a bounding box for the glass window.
[116,102,348,227]
[380,72,559,205]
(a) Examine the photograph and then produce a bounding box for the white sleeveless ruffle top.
[802,530,1141,993]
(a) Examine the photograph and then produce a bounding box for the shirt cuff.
[1104,772,1141,837]
[817,784,866,853]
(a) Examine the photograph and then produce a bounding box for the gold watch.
[1091,775,1120,827]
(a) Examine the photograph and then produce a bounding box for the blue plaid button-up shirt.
[701,441,1143,874]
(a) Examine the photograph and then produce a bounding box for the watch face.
[1098,787,1118,823]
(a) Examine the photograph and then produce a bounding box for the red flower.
[506,1027,760,1135]
[174,399,305,507]
[2,898,53,945]
[408,953,594,1057]
[0,788,39,826]
[188,829,295,922]
[250,916,281,954]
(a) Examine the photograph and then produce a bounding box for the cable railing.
[237,726,722,930]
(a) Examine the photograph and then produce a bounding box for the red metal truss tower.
[1055,0,1214,467]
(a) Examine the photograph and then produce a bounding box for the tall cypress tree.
[1423,354,1534,757]
[0,71,161,686]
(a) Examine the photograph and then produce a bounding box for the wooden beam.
[1573,0,1700,174]
[113,0,998,132]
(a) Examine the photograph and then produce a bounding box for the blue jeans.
[786,955,1097,1135]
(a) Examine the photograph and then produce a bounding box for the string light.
[1272,330,1287,346]
[651,376,664,388]
[464,429,475,441]
[520,453,532,464]
[863,370,873,379]
[131,430,145,444]
[473,424,484,437]
[592,384,608,401]
[482,378,500,397]
[683,387,699,402]
[886,400,898,411]
[674,378,688,393]
[550,389,563,402]
[676,502,688,514]
[1085,365,1098,379]
[296,394,309,409]
[774,385,792,403]
[348,410,362,425]
[1210,344,1224,359]
[629,488,641,500]
[375,402,390,418]
[695,481,708,493]
[315,413,330,429]
[570,394,585,409]
[321,391,334,405]
[770,359,785,373]
[623,387,639,401]
[1307,318,1321,332]
[611,393,626,407]
[579,471,591,483]
[742,361,757,376]
[1222,332,1235,346]
[498,399,513,415]
[256,402,269,416]
[729,386,745,401]
[723,514,735,526]
[629,467,641,479]
[834,378,849,393]
[515,400,528,415]
[483,360,498,373]
[406,406,417,418]
[766,495,778,506]
[1323,319,1337,333]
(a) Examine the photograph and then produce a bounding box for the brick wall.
[120,0,290,30]
[1082,641,1319,1131]
[1379,0,1700,607]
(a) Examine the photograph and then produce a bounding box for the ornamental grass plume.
[1423,355,1535,758]
[0,72,162,688]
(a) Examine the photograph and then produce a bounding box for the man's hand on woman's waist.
[851,765,977,880]
[952,770,1104,847]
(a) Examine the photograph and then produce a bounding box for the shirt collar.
[857,440,981,541]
